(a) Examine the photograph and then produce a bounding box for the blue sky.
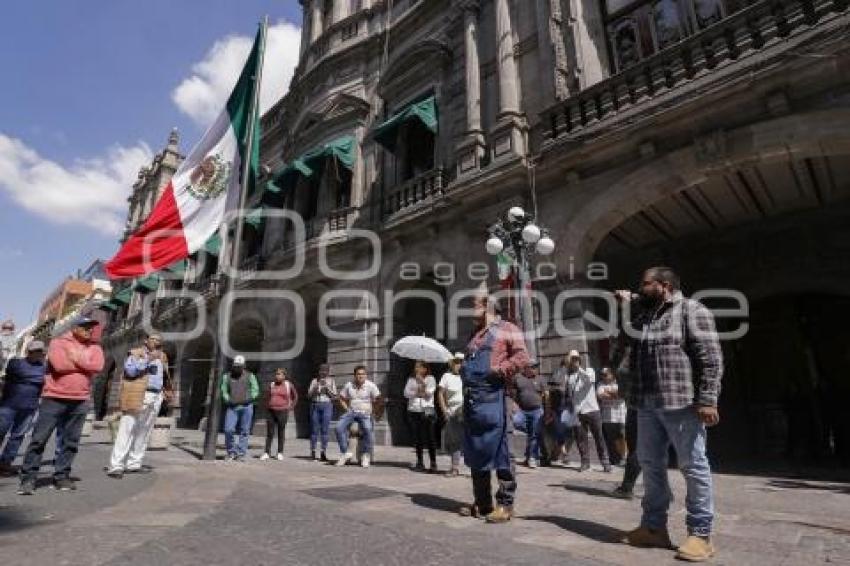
[0,1,302,329]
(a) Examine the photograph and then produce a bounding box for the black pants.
[22,398,89,482]
[471,463,516,511]
[409,411,436,465]
[621,407,642,490]
[602,422,626,465]
[265,409,289,454]
[574,410,610,466]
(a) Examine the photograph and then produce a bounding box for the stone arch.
[378,39,452,97]
[559,108,850,266]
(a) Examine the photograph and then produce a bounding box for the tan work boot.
[621,526,674,549]
[485,506,513,523]
[675,535,715,562]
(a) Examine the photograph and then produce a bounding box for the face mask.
[639,292,662,308]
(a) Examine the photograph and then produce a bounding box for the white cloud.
[0,135,152,235]
[172,20,302,128]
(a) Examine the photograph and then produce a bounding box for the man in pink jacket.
[18,317,104,495]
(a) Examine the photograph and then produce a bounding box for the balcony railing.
[382,168,446,218]
[541,0,848,140]
[326,206,357,233]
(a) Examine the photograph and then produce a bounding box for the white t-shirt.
[438,372,464,416]
[404,374,436,414]
[340,380,380,415]
[567,367,600,415]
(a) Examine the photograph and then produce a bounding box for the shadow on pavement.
[522,514,625,543]
[766,478,850,494]
[407,493,465,513]
[0,508,44,533]
[370,460,418,470]
[548,481,624,499]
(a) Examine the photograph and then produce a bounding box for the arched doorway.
[588,149,850,470]
[180,333,215,429]
[387,277,447,446]
[94,357,117,420]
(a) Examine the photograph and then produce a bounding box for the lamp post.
[485,206,555,362]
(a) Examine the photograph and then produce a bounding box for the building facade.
[101,0,850,464]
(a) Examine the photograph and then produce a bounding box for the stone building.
[101,0,850,464]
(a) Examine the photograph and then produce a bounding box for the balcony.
[326,206,357,233]
[382,168,446,220]
[541,0,848,142]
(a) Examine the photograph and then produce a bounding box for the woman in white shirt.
[404,360,437,472]
[438,353,465,476]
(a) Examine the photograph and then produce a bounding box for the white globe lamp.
[536,236,555,255]
[522,223,541,244]
[507,206,525,222]
[485,236,504,255]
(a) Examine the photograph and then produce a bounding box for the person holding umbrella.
[459,285,529,523]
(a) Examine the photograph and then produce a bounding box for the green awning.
[302,135,355,171]
[245,207,265,228]
[271,136,355,192]
[111,286,133,305]
[134,274,161,293]
[373,96,437,151]
[203,233,222,256]
[163,259,187,278]
[270,158,314,192]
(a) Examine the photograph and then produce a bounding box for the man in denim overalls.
[459,290,529,523]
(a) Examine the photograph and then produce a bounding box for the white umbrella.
[391,336,452,363]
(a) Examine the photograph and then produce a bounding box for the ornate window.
[603,0,735,72]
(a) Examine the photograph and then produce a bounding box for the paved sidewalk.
[0,428,847,565]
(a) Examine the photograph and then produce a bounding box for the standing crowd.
[0,266,723,562]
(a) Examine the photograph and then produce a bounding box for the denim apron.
[462,327,511,471]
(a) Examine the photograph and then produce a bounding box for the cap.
[528,359,540,368]
[567,349,581,359]
[452,352,465,361]
[233,355,246,366]
[72,316,99,327]
[27,340,45,352]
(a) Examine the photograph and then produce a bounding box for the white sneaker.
[336,453,352,466]
[260,453,270,461]
[276,453,284,461]
[529,459,539,469]
[361,454,371,468]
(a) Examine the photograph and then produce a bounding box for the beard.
[639,292,663,308]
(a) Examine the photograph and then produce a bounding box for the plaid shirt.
[628,292,723,410]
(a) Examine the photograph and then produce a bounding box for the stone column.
[311,0,323,41]
[456,2,487,176]
[334,0,347,23]
[490,0,528,160]
[569,0,611,89]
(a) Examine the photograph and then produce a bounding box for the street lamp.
[485,206,555,362]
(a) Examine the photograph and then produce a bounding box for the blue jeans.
[0,405,37,465]
[637,407,714,536]
[335,412,372,455]
[224,404,253,457]
[512,407,544,461]
[310,402,333,451]
[21,398,89,481]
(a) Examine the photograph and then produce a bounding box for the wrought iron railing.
[541,0,848,140]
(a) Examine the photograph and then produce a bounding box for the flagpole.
[203,16,268,460]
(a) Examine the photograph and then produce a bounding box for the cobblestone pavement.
[0,429,848,565]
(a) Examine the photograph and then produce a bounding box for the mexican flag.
[105,26,264,279]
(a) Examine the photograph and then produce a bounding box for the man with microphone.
[617,267,723,562]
